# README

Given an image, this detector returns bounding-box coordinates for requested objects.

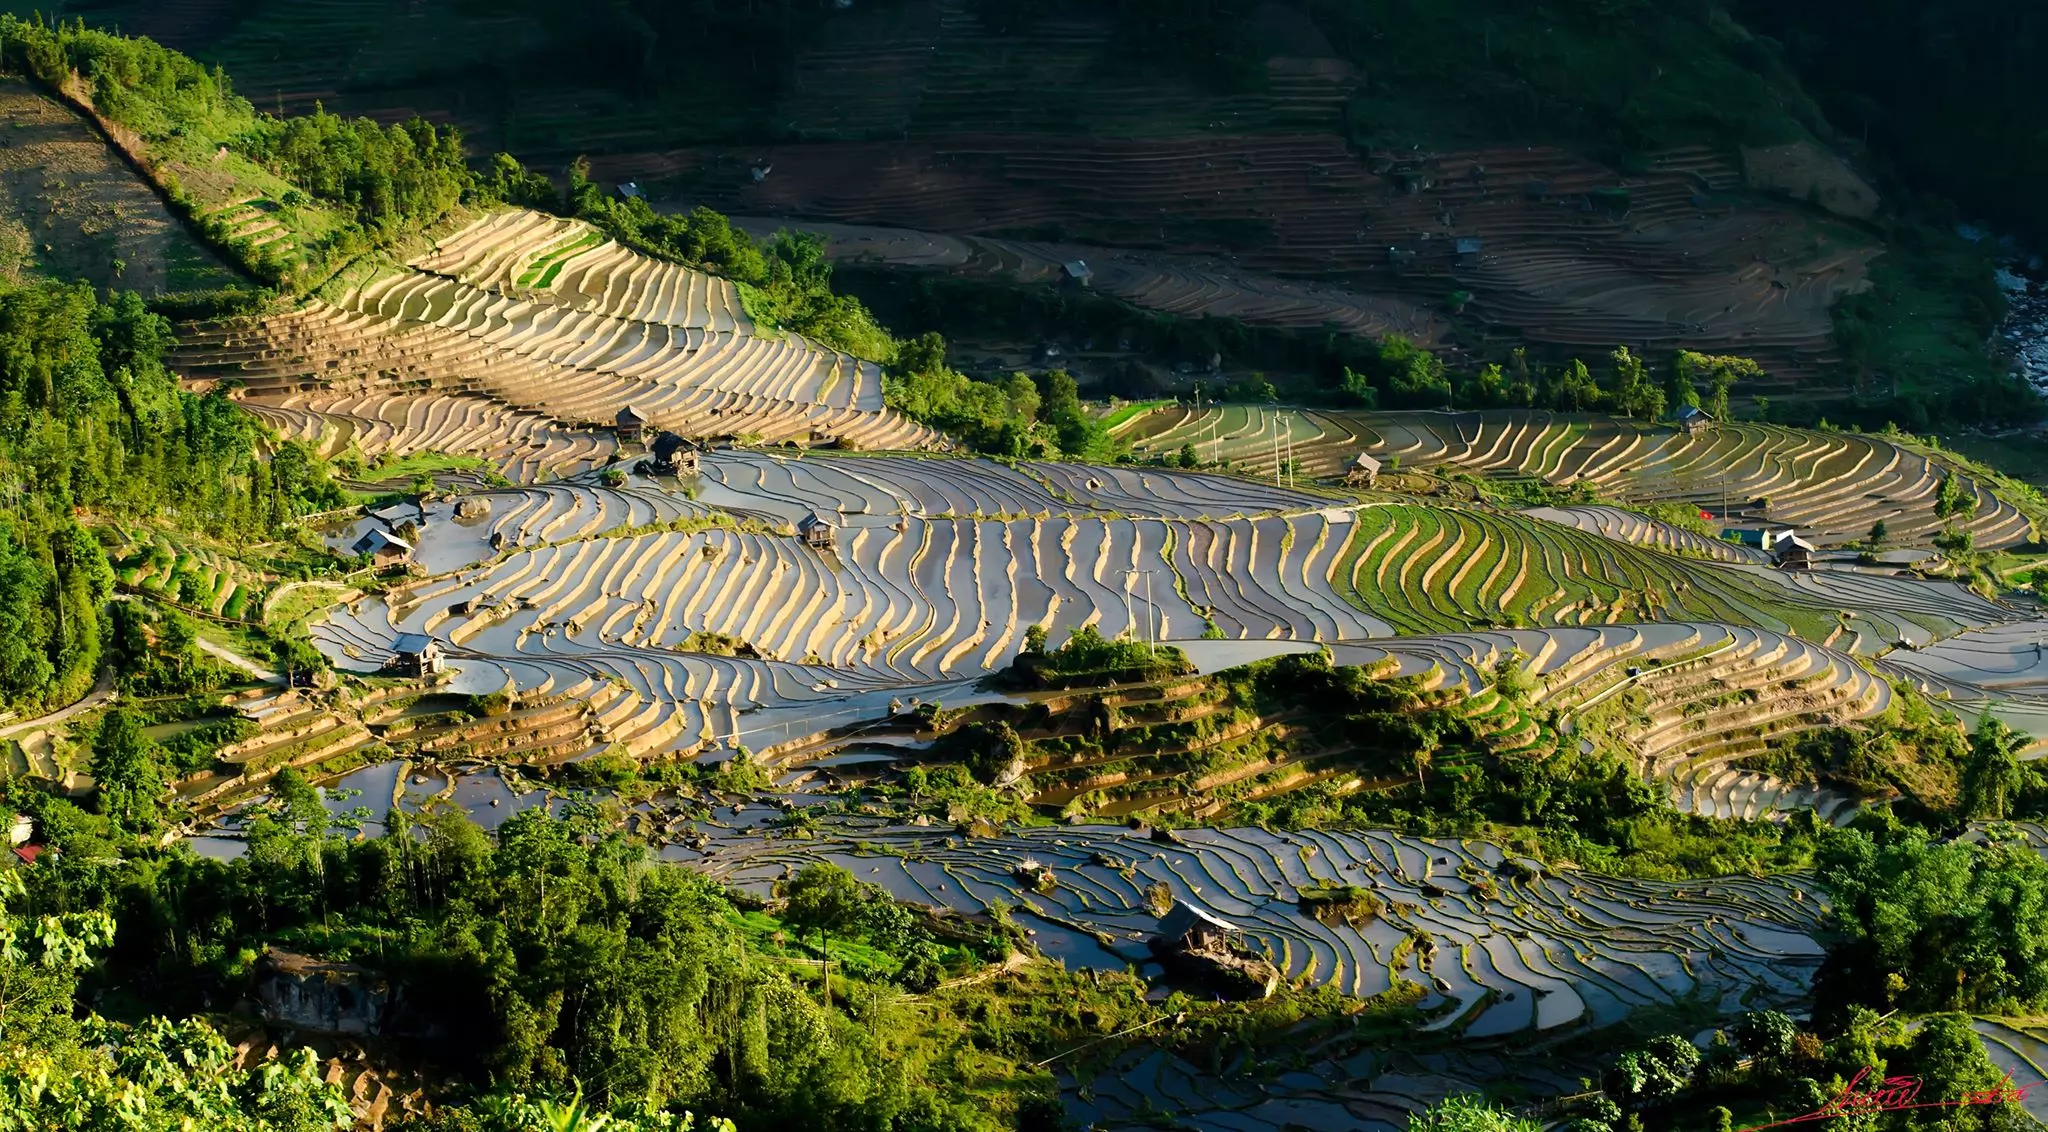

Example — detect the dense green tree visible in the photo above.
[88,708,164,830]
[1607,346,1665,422]
[1817,825,2048,1016]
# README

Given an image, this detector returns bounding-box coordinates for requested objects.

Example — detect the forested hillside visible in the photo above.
[1737,0,2048,242]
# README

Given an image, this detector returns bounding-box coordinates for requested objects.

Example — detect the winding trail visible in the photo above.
[0,668,115,740]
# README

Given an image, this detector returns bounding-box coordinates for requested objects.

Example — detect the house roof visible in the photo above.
[617,181,642,199]
[616,405,648,424]
[1676,404,1711,422]
[798,511,835,530]
[13,844,43,865]
[1158,900,1238,938]
[1778,535,1818,552]
[1353,452,1382,471]
[1454,237,1483,254]
[392,632,435,655]
[353,527,412,555]
[370,502,422,524]
[1062,259,1092,278]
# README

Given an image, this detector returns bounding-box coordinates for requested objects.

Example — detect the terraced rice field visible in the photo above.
[1328,623,1883,822]
[293,452,2022,823]
[242,388,618,483]
[173,209,940,454]
[691,820,1827,1035]
[108,528,269,619]
[1969,1019,2048,1125]
[1881,624,2048,751]
[1521,505,1771,564]
[1119,407,2034,548]
[1330,504,2003,650]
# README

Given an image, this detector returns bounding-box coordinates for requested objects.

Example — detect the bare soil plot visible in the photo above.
[0,81,243,294]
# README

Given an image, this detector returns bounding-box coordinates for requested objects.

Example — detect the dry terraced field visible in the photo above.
[174,209,939,467]
[1120,406,2033,548]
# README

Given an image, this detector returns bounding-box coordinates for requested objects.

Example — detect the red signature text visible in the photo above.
[1737,1066,2036,1132]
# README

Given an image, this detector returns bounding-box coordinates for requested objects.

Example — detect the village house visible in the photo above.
[1676,404,1714,435]
[386,633,443,678]
[1723,526,1814,556]
[351,527,413,570]
[1154,901,1240,954]
[1774,534,1818,570]
[798,511,838,550]
[649,431,699,475]
[614,405,648,445]
[1348,452,1382,488]
[369,500,426,538]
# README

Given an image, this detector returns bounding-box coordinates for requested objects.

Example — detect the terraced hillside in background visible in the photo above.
[670,137,1872,389]
[49,0,1905,395]
[732,215,1454,347]
[1119,406,2036,548]
[173,209,939,472]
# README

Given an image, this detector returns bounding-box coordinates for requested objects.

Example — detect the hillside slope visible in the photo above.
[23,0,1933,404]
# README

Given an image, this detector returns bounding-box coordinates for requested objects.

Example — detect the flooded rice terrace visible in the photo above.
[197,762,1828,1130]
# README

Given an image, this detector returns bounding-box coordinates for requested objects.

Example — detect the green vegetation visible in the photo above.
[1818,822,2048,1015]
[0,15,474,291]
[1330,504,1855,638]
[1574,1008,2029,1132]
[997,623,1191,690]
[884,333,1111,458]
[0,279,340,712]
[1830,226,2025,430]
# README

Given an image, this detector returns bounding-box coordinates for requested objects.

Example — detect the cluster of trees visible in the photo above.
[0,279,341,711]
[1000,623,1192,690]
[246,110,471,241]
[884,333,1110,458]
[1338,341,1754,424]
[1816,820,2048,1017]
[1771,695,2038,829]
[4,784,1046,1130]
[1570,1008,2030,1132]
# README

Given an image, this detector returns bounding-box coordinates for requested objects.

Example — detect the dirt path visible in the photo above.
[197,637,283,685]
[0,668,116,740]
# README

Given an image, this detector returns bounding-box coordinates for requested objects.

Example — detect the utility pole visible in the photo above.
[1261,413,1277,487]
[1146,570,1156,653]
[1123,568,1157,653]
